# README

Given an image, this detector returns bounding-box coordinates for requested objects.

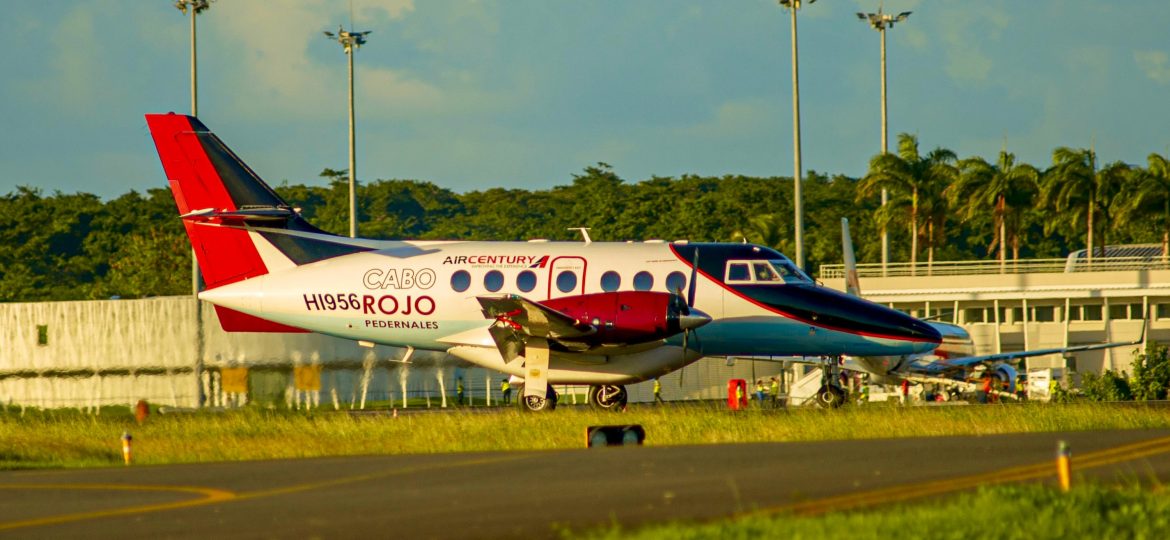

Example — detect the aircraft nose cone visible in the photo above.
[905,313,943,343]
[678,308,712,331]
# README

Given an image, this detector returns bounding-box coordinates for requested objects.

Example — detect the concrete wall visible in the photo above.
[1,297,761,409]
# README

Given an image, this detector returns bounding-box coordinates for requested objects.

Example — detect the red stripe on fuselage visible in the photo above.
[214,306,309,333]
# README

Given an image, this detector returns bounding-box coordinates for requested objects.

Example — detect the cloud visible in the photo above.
[684,98,776,139]
[936,5,1009,84]
[13,5,107,112]
[1135,50,1170,85]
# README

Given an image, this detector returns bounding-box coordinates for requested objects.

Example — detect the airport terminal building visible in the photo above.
[819,247,1166,375]
[2,248,1164,409]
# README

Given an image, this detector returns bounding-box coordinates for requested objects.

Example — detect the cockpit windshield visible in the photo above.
[768,259,812,284]
[725,258,812,285]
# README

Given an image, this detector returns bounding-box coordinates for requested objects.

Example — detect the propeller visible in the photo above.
[678,248,702,387]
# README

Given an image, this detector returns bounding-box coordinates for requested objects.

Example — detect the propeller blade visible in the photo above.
[687,248,699,307]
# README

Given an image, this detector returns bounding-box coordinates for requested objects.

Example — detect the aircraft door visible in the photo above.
[547,256,587,300]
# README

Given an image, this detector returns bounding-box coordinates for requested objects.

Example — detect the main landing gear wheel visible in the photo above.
[587,385,628,411]
[816,385,846,408]
[520,386,559,412]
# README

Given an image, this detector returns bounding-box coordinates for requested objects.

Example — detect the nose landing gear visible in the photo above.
[816,356,847,408]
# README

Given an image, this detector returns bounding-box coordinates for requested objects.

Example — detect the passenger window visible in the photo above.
[485,270,504,292]
[451,270,471,292]
[727,263,750,282]
[556,271,578,293]
[600,271,621,292]
[665,271,686,293]
[516,270,537,293]
[633,271,653,291]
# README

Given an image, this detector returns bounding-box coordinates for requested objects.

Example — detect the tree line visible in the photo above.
[2,137,1167,302]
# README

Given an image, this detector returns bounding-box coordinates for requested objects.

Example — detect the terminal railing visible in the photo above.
[819,257,1170,279]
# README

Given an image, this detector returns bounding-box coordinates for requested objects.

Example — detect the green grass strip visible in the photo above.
[572,483,1170,540]
[2,402,1170,469]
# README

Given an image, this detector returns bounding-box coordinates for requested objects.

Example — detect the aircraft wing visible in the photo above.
[476,294,597,362]
[920,337,1144,374]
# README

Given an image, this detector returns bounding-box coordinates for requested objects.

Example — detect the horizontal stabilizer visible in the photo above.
[181,206,296,224]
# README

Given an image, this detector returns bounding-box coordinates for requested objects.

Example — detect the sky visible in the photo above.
[2,0,1169,200]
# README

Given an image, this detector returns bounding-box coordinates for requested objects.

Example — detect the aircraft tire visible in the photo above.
[816,385,846,408]
[520,386,559,412]
[588,385,627,411]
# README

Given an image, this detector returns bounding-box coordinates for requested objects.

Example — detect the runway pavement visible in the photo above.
[3,429,1170,539]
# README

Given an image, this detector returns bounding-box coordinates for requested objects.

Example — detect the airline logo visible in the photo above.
[442,254,548,268]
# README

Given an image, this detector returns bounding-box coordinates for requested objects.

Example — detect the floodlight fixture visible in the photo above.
[857,5,912,273]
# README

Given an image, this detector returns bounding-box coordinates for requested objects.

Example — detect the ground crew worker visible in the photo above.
[456,378,465,406]
[653,378,665,404]
[755,379,765,404]
[501,379,511,405]
[769,377,780,407]
[734,382,744,409]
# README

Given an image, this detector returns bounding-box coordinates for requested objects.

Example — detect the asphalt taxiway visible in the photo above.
[3,429,1170,538]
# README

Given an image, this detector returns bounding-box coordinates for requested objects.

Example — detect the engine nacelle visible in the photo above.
[541,291,707,346]
[991,363,1018,394]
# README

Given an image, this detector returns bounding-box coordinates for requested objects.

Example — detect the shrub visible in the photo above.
[1080,370,1133,402]
[1130,343,1170,401]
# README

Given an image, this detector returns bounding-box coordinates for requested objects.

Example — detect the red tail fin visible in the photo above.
[147,113,310,333]
[146,113,272,289]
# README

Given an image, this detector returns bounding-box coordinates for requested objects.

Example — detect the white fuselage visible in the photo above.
[201,237,937,385]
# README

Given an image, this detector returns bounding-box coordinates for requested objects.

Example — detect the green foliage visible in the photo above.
[1130,343,1170,401]
[1079,370,1133,402]
[6,138,1170,302]
[576,484,1170,540]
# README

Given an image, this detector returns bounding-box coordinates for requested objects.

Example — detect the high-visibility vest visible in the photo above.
[653,380,661,393]
[457,380,464,392]
[770,381,779,395]
[501,381,510,392]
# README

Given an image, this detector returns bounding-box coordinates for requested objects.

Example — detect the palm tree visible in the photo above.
[947,151,1040,268]
[731,213,791,254]
[858,133,957,273]
[917,158,957,273]
[1095,160,1130,256]
[1117,153,1170,261]
[1041,148,1093,261]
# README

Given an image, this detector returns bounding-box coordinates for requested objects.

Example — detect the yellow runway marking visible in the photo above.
[0,484,236,531]
[0,454,524,532]
[741,434,1170,518]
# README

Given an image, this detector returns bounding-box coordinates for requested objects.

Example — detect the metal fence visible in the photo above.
[820,257,1170,279]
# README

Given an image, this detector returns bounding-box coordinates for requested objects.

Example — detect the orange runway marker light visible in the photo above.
[1056,440,1071,492]
[121,432,133,466]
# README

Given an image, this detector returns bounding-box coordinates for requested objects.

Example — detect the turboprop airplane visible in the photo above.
[145,113,944,411]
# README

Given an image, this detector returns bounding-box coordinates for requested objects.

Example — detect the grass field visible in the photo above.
[573,483,1170,539]
[3,401,1170,469]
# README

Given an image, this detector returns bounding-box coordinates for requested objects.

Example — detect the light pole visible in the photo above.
[324,25,371,239]
[175,0,211,408]
[857,5,910,275]
[779,0,813,271]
